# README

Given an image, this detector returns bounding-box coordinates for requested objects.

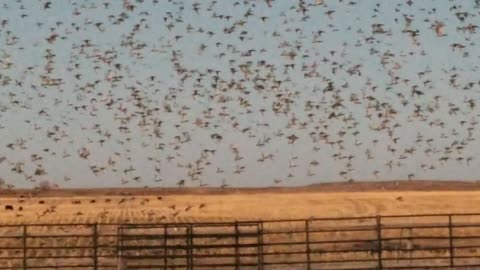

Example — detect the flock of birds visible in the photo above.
[0,0,480,189]
[2,193,207,221]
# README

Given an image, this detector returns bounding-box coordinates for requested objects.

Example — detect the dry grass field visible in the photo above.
[1,181,480,224]
[1,181,480,269]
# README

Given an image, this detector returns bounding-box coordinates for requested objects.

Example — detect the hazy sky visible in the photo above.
[0,0,480,188]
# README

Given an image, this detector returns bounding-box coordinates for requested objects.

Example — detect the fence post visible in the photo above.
[117,226,126,270]
[257,221,264,270]
[305,220,311,270]
[23,225,27,270]
[187,224,194,270]
[93,223,98,270]
[234,221,240,270]
[448,215,454,267]
[376,215,383,270]
[164,225,168,270]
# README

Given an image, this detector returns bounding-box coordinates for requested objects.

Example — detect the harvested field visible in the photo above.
[0,181,480,269]
[1,181,480,224]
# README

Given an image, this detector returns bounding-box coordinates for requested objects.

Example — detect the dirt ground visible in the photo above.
[1,181,480,225]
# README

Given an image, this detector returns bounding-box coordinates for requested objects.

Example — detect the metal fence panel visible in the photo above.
[0,213,480,269]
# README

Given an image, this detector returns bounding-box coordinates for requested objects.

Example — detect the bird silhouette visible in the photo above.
[0,0,478,190]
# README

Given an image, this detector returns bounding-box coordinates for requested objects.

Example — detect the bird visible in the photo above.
[432,21,446,37]
[0,0,477,192]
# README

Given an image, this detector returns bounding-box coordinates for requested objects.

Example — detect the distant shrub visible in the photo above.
[36,180,54,191]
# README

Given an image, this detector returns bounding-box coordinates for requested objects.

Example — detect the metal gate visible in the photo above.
[118,222,262,269]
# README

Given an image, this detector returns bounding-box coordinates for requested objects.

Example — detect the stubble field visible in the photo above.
[1,181,480,224]
[1,181,480,269]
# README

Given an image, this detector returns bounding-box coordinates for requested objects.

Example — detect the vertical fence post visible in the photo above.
[376,215,383,270]
[164,225,168,270]
[93,223,98,270]
[117,226,126,270]
[187,224,194,270]
[305,220,311,270]
[257,221,264,270]
[23,225,27,270]
[448,215,454,267]
[235,221,240,270]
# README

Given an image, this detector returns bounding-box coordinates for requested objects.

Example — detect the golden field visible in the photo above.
[1,181,480,269]
[1,181,480,224]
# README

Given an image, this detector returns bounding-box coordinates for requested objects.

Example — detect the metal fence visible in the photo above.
[2,213,480,269]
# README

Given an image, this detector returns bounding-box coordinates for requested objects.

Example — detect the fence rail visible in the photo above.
[2,213,480,269]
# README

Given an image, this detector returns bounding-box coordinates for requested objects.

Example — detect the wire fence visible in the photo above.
[2,213,480,269]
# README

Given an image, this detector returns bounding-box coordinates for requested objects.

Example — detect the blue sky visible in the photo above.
[0,0,479,188]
